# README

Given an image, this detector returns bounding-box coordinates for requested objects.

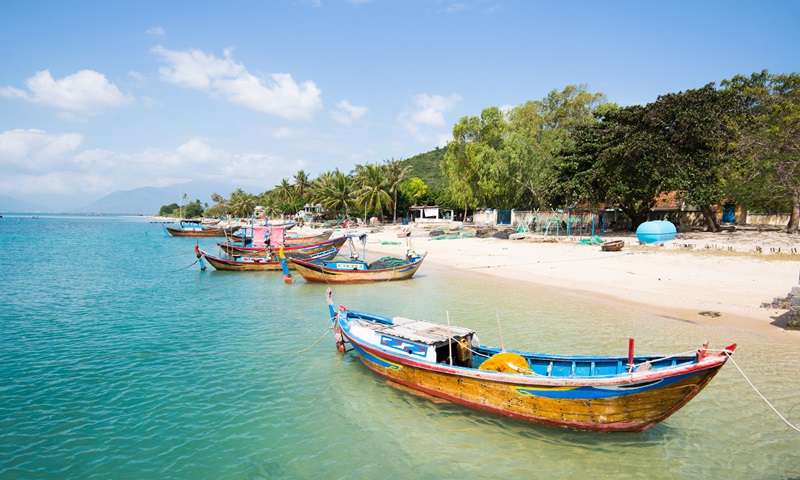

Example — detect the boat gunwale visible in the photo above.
[338,312,731,388]
[217,236,347,253]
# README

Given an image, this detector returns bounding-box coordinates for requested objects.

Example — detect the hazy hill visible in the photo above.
[77,181,231,215]
[0,194,48,213]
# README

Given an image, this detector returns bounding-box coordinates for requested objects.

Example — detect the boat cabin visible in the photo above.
[347,313,477,366]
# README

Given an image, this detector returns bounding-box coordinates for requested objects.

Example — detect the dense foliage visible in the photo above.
[166,71,800,232]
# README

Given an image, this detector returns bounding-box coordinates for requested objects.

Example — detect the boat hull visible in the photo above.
[343,333,724,432]
[291,256,424,283]
[166,226,239,237]
[200,243,342,272]
[231,231,331,244]
[218,236,347,257]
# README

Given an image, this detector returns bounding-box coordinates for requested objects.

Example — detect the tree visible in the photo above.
[354,163,392,221]
[312,170,355,218]
[227,188,255,218]
[730,72,800,233]
[400,177,429,206]
[383,159,412,223]
[293,170,311,202]
[158,203,179,216]
[183,200,204,218]
[559,104,677,228]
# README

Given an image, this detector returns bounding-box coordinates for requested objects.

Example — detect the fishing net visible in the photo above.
[368,257,408,269]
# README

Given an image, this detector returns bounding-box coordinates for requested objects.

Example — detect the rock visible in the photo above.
[475,228,496,238]
[492,230,511,239]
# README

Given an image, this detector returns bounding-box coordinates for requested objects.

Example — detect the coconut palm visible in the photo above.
[312,170,354,218]
[293,170,311,201]
[227,188,255,218]
[355,163,392,222]
[383,159,412,223]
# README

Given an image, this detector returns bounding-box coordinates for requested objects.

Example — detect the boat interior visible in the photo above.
[343,310,700,378]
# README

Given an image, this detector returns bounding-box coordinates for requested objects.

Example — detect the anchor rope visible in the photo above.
[723,351,800,434]
[296,326,334,354]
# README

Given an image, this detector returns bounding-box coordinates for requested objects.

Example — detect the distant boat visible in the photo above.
[165,221,239,237]
[218,236,347,258]
[326,291,736,432]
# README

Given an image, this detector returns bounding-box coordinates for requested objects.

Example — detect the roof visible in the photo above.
[652,191,682,211]
[359,316,475,345]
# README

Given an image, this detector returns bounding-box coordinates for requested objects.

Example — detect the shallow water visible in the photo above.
[0,215,798,479]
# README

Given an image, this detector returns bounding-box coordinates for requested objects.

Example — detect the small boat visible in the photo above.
[218,236,347,258]
[290,235,425,283]
[290,254,426,283]
[166,220,239,237]
[230,229,332,245]
[325,291,736,432]
[601,240,624,252]
[198,246,339,271]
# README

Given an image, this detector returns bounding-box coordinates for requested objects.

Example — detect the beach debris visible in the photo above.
[698,311,722,318]
[429,229,445,237]
[492,230,511,239]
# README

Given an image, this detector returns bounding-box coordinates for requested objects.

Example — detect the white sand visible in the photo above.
[361,225,800,336]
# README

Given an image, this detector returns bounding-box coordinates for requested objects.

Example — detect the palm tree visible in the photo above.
[312,170,354,218]
[227,188,255,218]
[355,163,392,222]
[273,178,299,214]
[293,170,310,202]
[383,159,412,223]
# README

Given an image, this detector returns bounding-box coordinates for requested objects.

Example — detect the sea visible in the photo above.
[1,215,798,479]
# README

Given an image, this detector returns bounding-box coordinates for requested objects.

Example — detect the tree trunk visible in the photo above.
[464,205,468,223]
[393,190,398,224]
[623,208,649,232]
[701,205,720,233]
[788,189,800,234]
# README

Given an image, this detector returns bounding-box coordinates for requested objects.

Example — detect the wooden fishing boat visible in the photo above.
[230,229,332,245]
[601,240,624,252]
[325,291,736,432]
[290,253,425,283]
[198,245,340,271]
[166,221,239,237]
[218,236,347,258]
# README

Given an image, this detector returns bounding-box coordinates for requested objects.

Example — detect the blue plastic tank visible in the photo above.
[636,220,677,244]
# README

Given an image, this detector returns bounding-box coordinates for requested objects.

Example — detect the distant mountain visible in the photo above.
[77,180,234,215]
[0,194,48,213]
[399,147,446,189]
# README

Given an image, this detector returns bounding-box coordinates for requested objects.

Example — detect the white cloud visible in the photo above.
[146,26,166,36]
[272,126,293,139]
[400,93,461,143]
[0,129,83,172]
[152,45,322,120]
[0,129,299,197]
[0,69,130,114]
[331,99,367,125]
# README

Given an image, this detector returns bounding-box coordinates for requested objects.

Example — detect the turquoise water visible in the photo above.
[1,215,798,479]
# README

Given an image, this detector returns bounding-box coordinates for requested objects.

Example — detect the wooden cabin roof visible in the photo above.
[366,316,475,345]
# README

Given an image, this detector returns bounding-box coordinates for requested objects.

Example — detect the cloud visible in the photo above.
[400,93,461,143]
[146,26,165,36]
[331,100,367,125]
[0,69,131,114]
[272,126,293,139]
[152,45,322,120]
[0,129,300,197]
[0,129,83,172]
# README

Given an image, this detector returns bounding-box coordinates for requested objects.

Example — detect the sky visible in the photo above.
[1,0,798,209]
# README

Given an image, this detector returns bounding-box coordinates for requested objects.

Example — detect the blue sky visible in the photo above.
[1,0,798,208]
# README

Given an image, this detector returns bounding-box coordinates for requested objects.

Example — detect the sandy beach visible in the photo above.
[358,225,800,337]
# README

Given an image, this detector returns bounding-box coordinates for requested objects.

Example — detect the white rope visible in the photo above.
[724,351,800,434]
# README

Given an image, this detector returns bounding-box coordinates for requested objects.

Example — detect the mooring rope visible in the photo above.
[724,351,800,434]
[296,327,333,354]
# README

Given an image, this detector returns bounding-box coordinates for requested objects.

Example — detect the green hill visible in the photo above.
[399,147,446,189]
